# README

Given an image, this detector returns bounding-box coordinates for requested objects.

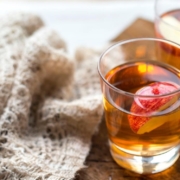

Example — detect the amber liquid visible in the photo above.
[155,9,180,69]
[104,60,180,156]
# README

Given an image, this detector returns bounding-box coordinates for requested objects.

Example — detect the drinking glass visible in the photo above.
[155,0,180,69]
[98,38,180,174]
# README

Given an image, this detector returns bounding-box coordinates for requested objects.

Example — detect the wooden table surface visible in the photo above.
[75,18,180,180]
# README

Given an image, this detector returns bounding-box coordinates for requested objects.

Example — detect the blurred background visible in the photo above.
[0,0,154,52]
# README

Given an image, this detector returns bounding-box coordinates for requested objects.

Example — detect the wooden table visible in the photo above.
[75,18,180,180]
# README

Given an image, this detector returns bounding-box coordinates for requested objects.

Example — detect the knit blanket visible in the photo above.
[0,12,105,180]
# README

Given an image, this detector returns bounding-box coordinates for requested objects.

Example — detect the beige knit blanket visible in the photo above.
[0,12,106,180]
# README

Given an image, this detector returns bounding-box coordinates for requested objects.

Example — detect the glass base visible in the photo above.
[109,141,180,174]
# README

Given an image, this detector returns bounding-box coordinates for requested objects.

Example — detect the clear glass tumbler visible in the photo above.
[98,38,180,174]
[155,0,180,69]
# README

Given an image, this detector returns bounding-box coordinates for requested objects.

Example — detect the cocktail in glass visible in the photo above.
[98,38,180,174]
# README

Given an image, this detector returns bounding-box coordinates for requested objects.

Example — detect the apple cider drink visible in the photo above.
[156,9,180,41]
[155,6,180,69]
[104,60,180,157]
[99,38,180,174]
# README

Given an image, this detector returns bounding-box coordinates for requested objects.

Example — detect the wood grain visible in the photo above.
[111,18,155,42]
[74,18,180,180]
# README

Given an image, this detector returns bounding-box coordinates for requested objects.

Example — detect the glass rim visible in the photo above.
[154,0,180,32]
[97,37,180,98]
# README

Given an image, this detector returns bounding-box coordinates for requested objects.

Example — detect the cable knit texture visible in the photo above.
[0,12,104,180]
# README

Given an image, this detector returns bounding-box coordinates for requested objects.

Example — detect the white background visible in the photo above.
[0,0,155,53]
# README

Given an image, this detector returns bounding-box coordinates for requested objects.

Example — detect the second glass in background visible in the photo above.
[155,0,180,69]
